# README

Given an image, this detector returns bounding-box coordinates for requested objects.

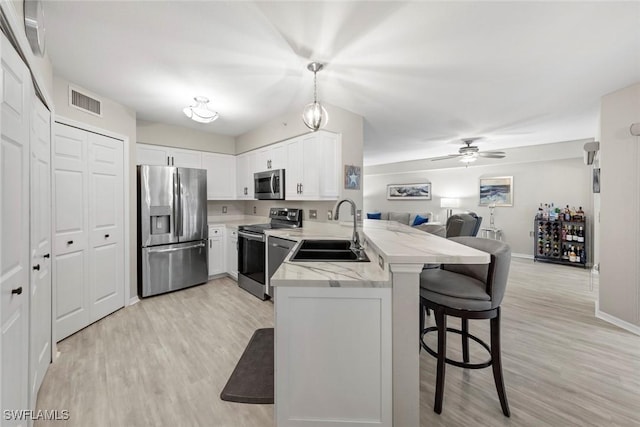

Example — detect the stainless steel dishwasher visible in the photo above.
[266,236,296,296]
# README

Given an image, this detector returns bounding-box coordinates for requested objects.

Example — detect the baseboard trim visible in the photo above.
[595,301,640,336]
[128,296,140,306]
[512,253,534,260]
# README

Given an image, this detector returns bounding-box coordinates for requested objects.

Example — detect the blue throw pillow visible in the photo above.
[367,212,382,220]
[412,214,429,226]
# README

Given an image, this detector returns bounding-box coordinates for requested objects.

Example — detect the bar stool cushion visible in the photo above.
[420,268,492,310]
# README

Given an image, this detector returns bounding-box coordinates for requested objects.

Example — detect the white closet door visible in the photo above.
[0,33,32,426]
[88,133,124,321]
[29,96,52,407]
[53,124,89,340]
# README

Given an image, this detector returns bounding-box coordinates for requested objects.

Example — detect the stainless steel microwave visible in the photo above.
[254,169,285,200]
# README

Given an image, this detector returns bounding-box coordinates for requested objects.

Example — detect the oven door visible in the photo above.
[254,169,284,200]
[237,230,267,300]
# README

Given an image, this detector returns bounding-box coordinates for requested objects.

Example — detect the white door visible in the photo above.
[136,143,170,166]
[236,152,255,199]
[1,33,32,426]
[269,144,287,170]
[29,96,52,408]
[171,147,201,168]
[299,134,321,199]
[88,133,124,321]
[285,138,303,200]
[208,227,224,276]
[318,132,340,199]
[225,230,238,279]
[53,124,90,340]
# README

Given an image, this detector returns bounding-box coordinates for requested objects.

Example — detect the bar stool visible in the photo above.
[419,236,511,416]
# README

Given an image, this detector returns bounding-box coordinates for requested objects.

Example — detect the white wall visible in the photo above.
[364,155,592,257]
[137,120,235,154]
[598,82,640,328]
[52,75,138,299]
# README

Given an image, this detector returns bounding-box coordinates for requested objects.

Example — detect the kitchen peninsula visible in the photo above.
[269,219,489,427]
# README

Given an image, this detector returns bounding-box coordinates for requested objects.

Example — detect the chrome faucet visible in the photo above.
[333,198,363,251]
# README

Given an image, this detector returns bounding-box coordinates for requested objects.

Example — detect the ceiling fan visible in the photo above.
[430,137,506,163]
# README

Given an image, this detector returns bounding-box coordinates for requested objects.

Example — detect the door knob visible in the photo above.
[33,264,40,271]
[11,287,22,295]
[43,253,50,258]
[67,240,73,245]
[105,234,110,238]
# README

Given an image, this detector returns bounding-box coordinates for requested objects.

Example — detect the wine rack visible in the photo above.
[534,217,587,268]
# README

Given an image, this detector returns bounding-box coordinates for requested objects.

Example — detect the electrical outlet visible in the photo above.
[529,230,534,237]
[309,209,317,219]
[222,206,227,214]
[356,209,362,220]
[327,210,333,220]
[253,206,257,214]
[378,255,384,269]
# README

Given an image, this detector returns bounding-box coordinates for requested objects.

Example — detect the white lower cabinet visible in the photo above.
[208,226,225,276]
[275,286,392,426]
[225,228,238,280]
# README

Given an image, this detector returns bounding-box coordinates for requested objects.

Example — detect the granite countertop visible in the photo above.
[267,222,392,288]
[269,219,489,289]
[207,215,269,229]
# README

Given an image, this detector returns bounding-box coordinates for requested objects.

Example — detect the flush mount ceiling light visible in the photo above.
[183,96,218,123]
[302,62,329,131]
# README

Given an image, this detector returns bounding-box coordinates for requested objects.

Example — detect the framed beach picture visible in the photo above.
[479,176,513,206]
[386,183,432,200]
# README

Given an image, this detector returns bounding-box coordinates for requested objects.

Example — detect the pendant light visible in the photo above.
[183,96,219,123]
[302,62,329,131]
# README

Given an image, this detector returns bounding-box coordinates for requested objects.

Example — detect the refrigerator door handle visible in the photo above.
[173,172,179,237]
[147,242,206,254]
[177,172,183,237]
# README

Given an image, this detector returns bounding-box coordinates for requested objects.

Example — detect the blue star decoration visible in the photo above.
[348,173,359,186]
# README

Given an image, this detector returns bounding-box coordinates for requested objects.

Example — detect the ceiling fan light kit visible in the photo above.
[302,62,329,131]
[431,137,506,163]
[183,96,219,123]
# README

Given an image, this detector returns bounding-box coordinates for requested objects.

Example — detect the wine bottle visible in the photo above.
[561,225,567,241]
[577,226,584,243]
[569,246,576,262]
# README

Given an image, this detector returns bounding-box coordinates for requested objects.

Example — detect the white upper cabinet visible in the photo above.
[255,143,287,172]
[136,143,201,168]
[202,152,236,200]
[285,131,341,201]
[236,151,256,200]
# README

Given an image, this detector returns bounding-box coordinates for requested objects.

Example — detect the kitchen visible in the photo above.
[3,0,634,425]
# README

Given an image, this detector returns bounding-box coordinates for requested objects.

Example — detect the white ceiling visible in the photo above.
[44,1,640,166]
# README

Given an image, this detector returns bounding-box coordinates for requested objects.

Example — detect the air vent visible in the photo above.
[69,86,102,117]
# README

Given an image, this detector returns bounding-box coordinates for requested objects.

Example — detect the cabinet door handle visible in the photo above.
[43,253,50,259]
[105,234,110,238]
[300,183,303,194]
[33,264,40,271]
[11,286,22,295]
[210,240,212,248]
[167,156,170,165]
[67,240,73,245]
[172,157,175,166]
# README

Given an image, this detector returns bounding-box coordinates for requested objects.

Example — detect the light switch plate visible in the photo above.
[222,206,227,214]
[356,210,362,220]
[327,210,333,220]
[309,209,318,219]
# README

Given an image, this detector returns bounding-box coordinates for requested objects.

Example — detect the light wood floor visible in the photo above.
[36,259,640,427]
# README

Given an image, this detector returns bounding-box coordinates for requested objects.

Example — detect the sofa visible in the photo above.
[366,211,482,238]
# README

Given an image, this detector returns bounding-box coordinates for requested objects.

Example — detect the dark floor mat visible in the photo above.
[220,328,274,404]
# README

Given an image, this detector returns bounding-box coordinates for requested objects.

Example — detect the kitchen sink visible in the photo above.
[290,240,370,263]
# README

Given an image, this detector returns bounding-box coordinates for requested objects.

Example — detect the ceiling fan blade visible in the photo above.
[431,154,462,161]
[478,152,506,159]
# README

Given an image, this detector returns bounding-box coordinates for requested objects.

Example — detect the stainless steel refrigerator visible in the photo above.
[137,165,208,297]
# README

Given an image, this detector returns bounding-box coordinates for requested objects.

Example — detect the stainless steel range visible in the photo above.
[237,208,303,300]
